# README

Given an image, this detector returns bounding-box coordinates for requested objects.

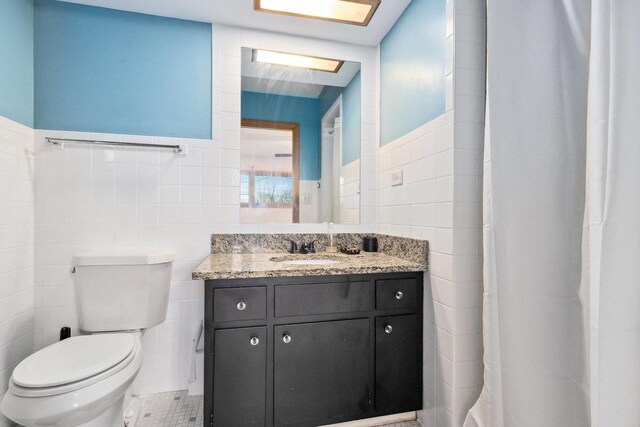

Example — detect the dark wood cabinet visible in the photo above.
[205,272,423,427]
[274,319,370,427]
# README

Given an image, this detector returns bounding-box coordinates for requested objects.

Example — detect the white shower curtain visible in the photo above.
[587,0,640,424]
[465,0,640,426]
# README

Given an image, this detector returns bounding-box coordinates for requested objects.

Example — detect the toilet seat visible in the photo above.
[9,334,138,398]
[1,333,143,427]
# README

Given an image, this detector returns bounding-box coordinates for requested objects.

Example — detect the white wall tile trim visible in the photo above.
[0,115,35,427]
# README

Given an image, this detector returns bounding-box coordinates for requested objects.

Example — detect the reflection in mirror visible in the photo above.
[240,47,361,224]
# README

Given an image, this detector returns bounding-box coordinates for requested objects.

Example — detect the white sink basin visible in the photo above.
[281,259,343,266]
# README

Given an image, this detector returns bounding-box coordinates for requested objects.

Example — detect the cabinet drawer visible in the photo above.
[213,287,266,322]
[275,281,369,317]
[376,278,418,310]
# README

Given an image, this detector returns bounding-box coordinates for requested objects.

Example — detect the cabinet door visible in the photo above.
[274,319,370,427]
[213,327,266,426]
[375,315,421,413]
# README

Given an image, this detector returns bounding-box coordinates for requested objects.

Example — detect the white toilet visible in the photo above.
[1,249,175,427]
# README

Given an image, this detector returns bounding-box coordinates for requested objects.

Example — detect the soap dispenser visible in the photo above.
[325,222,338,253]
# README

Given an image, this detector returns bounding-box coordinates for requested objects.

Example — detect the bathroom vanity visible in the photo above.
[194,236,428,427]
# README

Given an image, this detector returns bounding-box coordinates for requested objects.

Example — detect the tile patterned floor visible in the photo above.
[135,390,203,426]
[134,390,420,427]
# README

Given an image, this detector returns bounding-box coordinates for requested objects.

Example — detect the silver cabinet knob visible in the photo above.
[395,291,404,300]
[236,301,246,311]
[283,334,292,344]
[384,325,393,334]
[250,336,259,346]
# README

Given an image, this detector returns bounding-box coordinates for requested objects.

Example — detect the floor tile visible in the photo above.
[12,392,419,427]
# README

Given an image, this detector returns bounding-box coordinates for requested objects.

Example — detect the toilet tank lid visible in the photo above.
[73,248,176,266]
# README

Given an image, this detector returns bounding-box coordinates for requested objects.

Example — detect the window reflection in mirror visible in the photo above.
[240,47,361,224]
[240,120,300,223]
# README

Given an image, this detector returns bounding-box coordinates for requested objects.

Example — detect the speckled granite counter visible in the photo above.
[210,233,429,265]
[192,251,425,280]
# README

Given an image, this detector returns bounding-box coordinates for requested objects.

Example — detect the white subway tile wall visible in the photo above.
[377,118,483,427]
[340,159,361,225]
[0,116,35,427]
[299,180,320,223]
[376,112,455,427]
[34,131,213,394]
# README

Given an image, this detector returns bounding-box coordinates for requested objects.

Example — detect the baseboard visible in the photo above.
[320,411,417,427]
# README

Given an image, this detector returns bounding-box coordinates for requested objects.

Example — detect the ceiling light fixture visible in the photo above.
[252,49,344,73]
[254,0,381,26]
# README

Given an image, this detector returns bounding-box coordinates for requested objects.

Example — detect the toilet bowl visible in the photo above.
[0,249,174,427]
[2,333,143,427]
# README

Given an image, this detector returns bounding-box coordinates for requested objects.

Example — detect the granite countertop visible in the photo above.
[192,252,426,280]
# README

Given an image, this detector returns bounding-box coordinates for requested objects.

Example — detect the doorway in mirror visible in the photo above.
[240,119,300,224]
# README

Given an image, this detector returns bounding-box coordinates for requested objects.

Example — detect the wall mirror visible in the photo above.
[240,47,361,224]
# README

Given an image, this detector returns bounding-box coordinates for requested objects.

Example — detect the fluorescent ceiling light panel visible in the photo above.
[253,50,344,73]
[254,0,381,26]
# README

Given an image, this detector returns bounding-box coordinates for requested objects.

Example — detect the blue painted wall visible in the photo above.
[319,86,343,119]
[341,71,361,165]
[34,0,212,139]
[242,91,320,180]
[380,0,446,145]
[0,0,34,127]
[318,72,361,166]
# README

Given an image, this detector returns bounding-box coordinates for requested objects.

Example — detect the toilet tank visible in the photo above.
[72,249,175,332]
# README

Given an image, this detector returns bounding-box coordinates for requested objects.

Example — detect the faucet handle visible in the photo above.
[299,240,317,254]
[308,240,317,253]
[287,239,298,254]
